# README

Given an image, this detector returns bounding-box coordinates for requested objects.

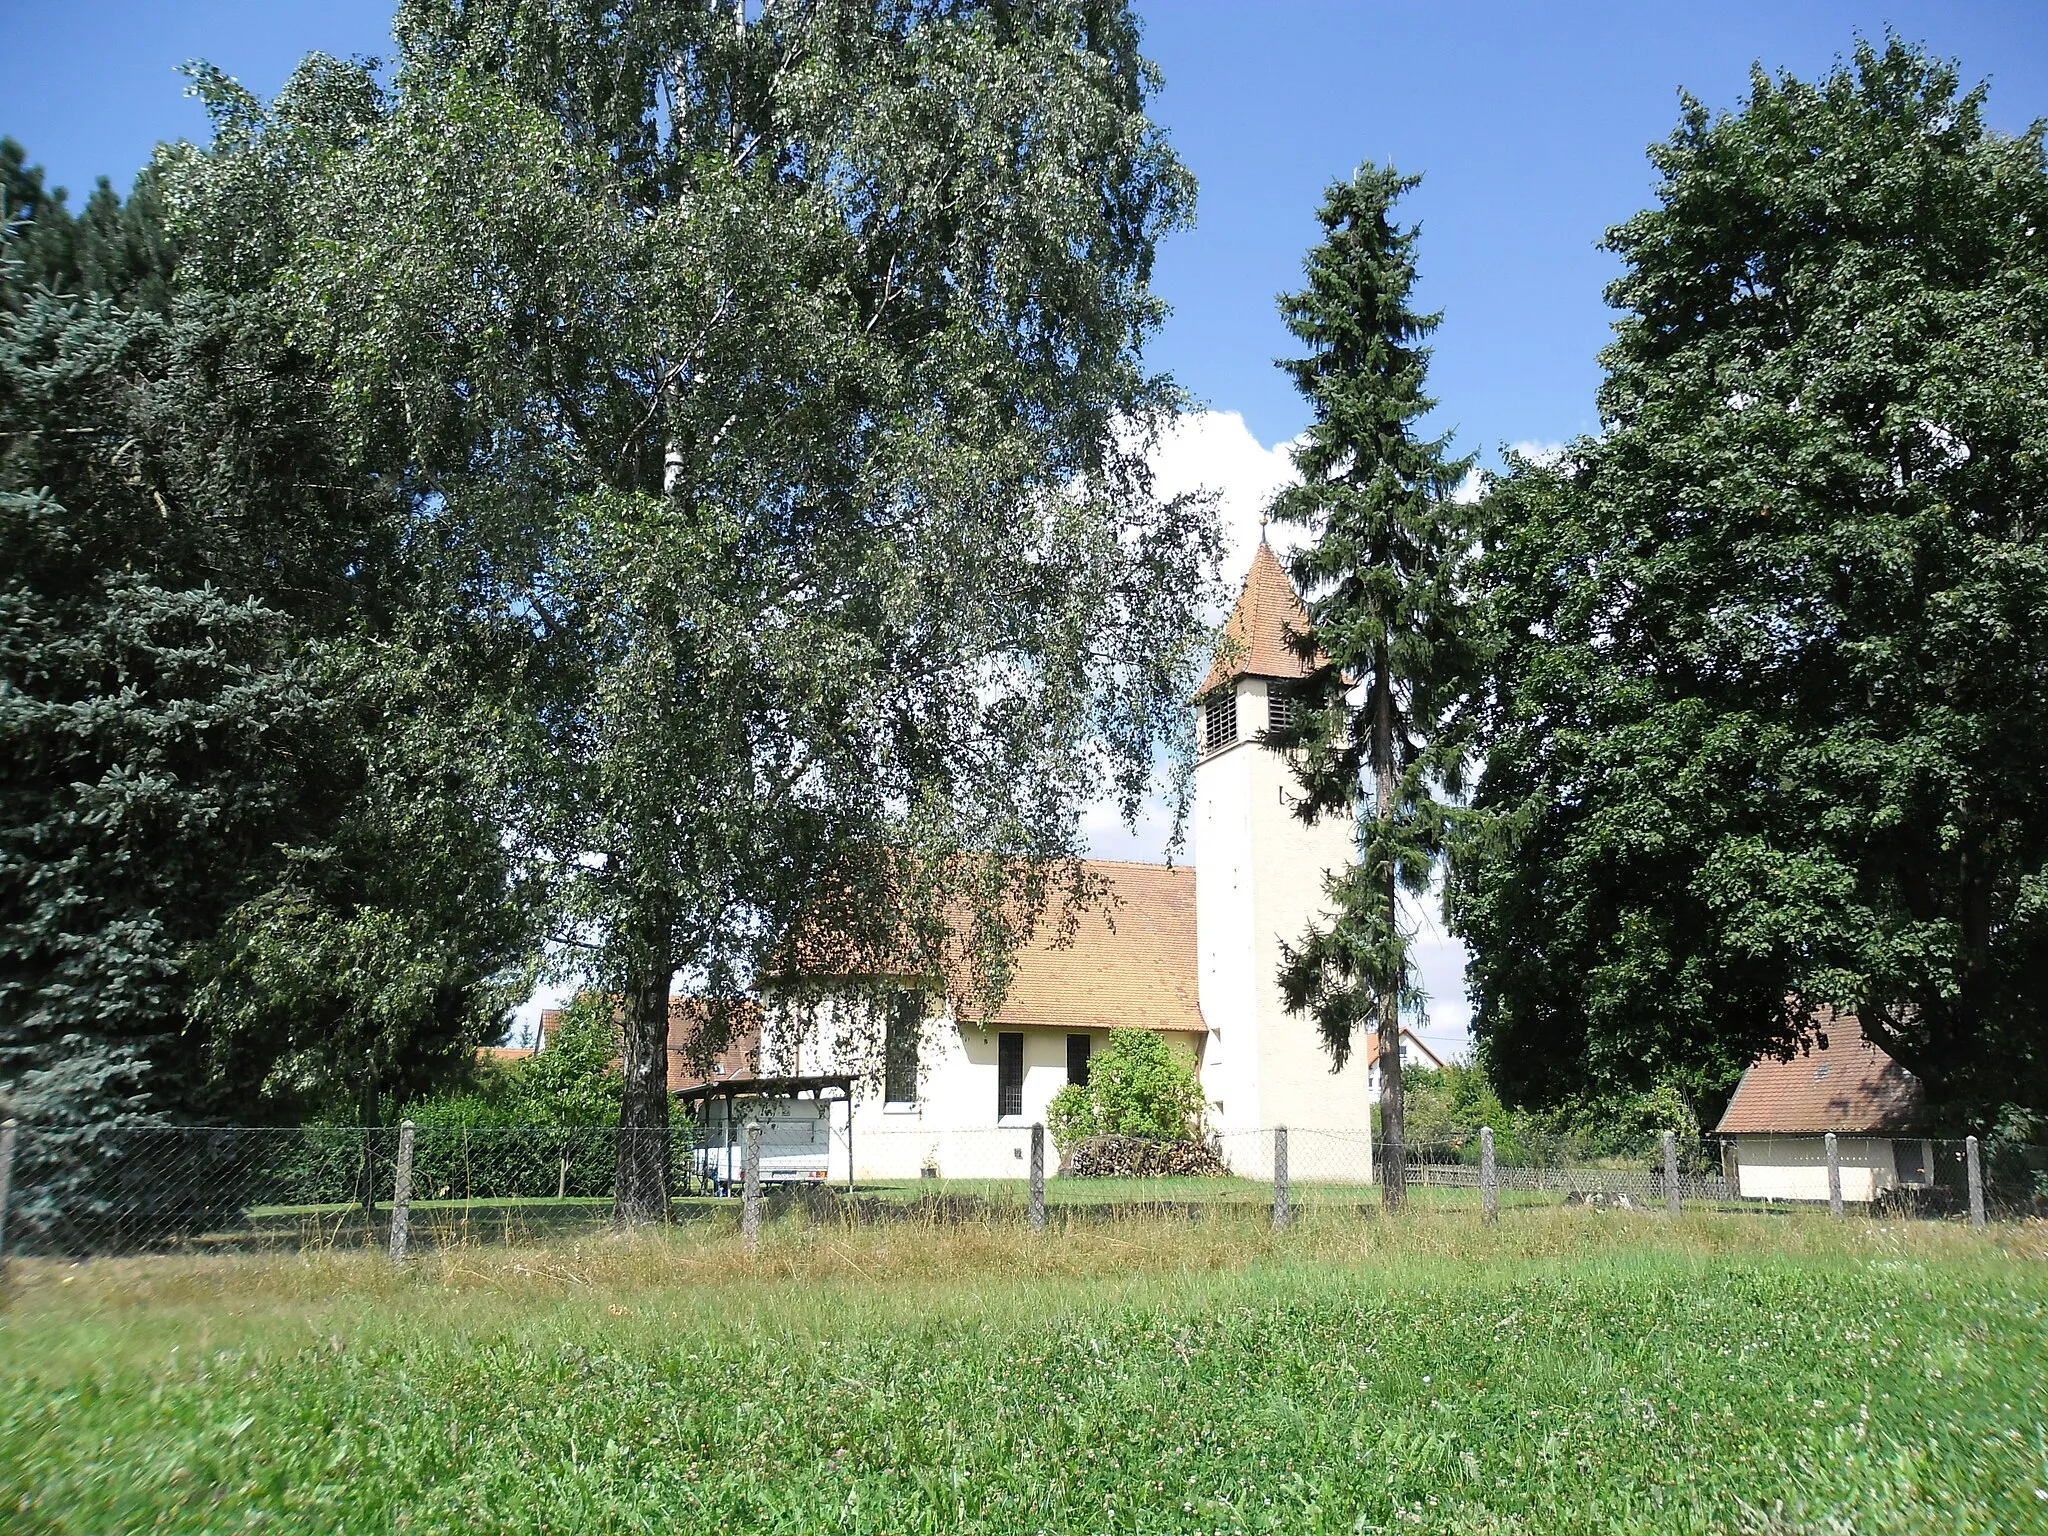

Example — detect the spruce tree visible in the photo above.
[1265,167,1475,1210]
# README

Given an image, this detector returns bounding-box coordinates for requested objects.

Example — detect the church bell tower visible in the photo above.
[1194,539,1375,1169]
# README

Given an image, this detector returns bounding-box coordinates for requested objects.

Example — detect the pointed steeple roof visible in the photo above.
[1199,538,1319,696]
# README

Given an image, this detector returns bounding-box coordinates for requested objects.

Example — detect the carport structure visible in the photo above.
[676,1075,856,1192]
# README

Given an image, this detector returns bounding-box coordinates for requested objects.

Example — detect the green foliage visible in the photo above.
[1044,1082,1098,1152]
[1048,1028,1203,1149]
[1457,39,2048,1124]
[1,143,534,1139]
[1261,164,1477,1198]
[507,997,622,1130]
[1401,1065,1702,1166]
[6,1236,2047,1531]
[180,5,1220,1213]
[398,995,623,1131]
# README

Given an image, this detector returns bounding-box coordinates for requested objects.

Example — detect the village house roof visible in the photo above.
[1713,1010,1923,1136]
[539,859,1206,1059]
[969,858,1205,1034]
[1364,1027,1445,1071]
[1198,539,1320,696]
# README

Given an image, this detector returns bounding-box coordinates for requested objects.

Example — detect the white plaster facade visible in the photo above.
[1195,672,1375,1182]
[1727,1134,1935,1204]
[763,995,1212,1182]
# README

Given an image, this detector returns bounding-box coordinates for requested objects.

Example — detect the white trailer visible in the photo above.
[678,1076,854,1193]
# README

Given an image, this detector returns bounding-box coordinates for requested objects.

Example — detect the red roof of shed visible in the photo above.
[1714,1011,1923,1136]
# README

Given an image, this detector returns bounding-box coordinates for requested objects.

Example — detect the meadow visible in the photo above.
[3,1208,2044,1535]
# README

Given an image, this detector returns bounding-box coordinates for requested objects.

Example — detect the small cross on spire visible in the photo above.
[1259,511,1270,544]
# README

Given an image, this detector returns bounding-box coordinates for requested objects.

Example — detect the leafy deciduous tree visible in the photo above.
[201,2,1220,1219]
[1456,39,2048,1127]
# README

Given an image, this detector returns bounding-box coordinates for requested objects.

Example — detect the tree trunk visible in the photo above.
[614,921,675,1224]
[1374,659,1407,1213]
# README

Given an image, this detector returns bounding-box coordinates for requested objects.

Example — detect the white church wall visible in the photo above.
[1196,682,1261,1141]
[1196,674,1376,1183]
[767,994,1124,1181]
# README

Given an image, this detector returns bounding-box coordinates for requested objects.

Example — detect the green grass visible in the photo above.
[3,1209,2044,1534]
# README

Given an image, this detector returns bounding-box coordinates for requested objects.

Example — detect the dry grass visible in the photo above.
[6,1202,2036,1333]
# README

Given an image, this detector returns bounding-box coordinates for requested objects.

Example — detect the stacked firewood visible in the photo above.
[1065,1135,1231,1179]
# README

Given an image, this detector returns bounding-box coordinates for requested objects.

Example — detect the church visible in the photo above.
[547,545,1380,1182]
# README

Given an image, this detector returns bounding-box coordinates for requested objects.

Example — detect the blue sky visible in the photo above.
[15,3,2047,456]
[12,2,2048,1049]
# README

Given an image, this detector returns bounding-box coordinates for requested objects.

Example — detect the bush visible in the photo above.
[1049,1029,1203,1156]
[1046,1083,1098,1153]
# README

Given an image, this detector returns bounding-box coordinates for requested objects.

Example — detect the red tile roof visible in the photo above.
[1713,1011,1923,1135]
[542,859,1206,1050]
[971,859,1205,1034]
[1199,540,1320,695]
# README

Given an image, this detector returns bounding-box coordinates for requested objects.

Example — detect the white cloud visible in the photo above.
[1506,439,1567,468]
[1147,409,1305,610]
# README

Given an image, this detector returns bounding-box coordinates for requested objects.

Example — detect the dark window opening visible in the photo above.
[1267,685,1301,734]
[1066,1033,1092,1087]
[997,1031,1025,1119]
[884,992,920,1104]
[1204,689,1237,752]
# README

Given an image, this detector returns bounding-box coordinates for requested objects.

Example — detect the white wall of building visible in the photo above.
[1728,1134,1931,1203]
[766,997,1206,1182]
[1196,674,1375,1183]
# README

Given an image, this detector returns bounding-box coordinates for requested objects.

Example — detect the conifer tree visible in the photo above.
[1265,167,1475,1210]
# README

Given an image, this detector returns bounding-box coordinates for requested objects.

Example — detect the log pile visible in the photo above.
[1065,1135,1231,1179]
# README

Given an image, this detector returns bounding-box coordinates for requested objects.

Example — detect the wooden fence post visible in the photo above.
[1663,1130,1681,1217]
[742,1120,762,1253]
[1272,1127,1290,1231]
[388,1120,416,1264]
[1824,1131,1842,1218]
[1966,1135,1985,1230]
[1480,1126,1498,1226]
[1029,1123,1046,1232]
[0,1120,16,1291]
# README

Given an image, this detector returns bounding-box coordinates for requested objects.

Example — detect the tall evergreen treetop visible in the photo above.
[1265,166,1476,1209]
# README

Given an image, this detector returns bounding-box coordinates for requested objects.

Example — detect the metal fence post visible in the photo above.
[1824,1131,1842,1218]
[1480,1126,1498,1226]
[1029,1123,1046,1232]
[742,1119,762,1253]
[0,1120,16,1291]
[1272,1126,1291,1230]
[387,1119,416,1264]
[1966,1135,1985,1230]
[1663,1130,1681,1217]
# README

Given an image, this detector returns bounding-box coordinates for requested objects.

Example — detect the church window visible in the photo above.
[1204,689,1237,752]
[884,992,921,1104]
[1066,1033,1092,1087]
[1267,685,1301,733]
[997,1032,1025,1118]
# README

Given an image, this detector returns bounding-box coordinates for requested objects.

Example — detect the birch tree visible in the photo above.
[176,0,1218,1217]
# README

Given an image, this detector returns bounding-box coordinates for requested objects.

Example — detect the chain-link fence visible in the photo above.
[0,1124,712,1257]
[0,1120,2037,1264]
